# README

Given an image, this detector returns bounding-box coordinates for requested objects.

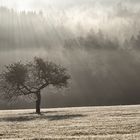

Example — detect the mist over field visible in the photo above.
[0,0,140,109]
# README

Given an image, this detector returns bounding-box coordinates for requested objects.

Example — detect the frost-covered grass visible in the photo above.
[0,105,140,139]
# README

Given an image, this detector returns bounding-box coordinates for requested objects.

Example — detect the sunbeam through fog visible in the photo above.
[0,0,140,109]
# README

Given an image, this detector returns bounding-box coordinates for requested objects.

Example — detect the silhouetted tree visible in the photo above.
[0,57,70,114]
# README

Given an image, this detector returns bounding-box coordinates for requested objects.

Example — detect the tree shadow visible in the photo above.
[0,113,86,122]
[0,116,35,122]
[23,110,64,115]
[45,114,85,121]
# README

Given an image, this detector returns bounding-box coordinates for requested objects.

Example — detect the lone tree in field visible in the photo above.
[0,57,70,114]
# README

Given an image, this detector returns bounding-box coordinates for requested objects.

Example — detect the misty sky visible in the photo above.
[1,0,140,10]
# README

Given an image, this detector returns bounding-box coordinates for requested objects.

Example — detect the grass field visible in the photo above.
[0,105,140,140]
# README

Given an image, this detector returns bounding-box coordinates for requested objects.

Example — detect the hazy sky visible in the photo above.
[0,0,140,11]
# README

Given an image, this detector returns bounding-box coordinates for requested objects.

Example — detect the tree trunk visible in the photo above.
[36,91,41,114]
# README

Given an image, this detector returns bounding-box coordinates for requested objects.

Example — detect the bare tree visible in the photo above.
[0,57,70,114]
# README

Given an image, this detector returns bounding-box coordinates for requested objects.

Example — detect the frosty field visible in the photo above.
[0,105,140,140]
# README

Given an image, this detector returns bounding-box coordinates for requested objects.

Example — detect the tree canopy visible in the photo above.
[0,57,70,114]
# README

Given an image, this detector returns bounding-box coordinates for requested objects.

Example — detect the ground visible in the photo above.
[0,105,140,140]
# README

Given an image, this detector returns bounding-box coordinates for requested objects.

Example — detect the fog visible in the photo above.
[0,0,140,109]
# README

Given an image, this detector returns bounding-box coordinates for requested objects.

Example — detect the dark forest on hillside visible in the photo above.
[0,0,140,109]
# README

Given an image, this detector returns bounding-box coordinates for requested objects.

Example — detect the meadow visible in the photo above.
[0,105,139,139]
